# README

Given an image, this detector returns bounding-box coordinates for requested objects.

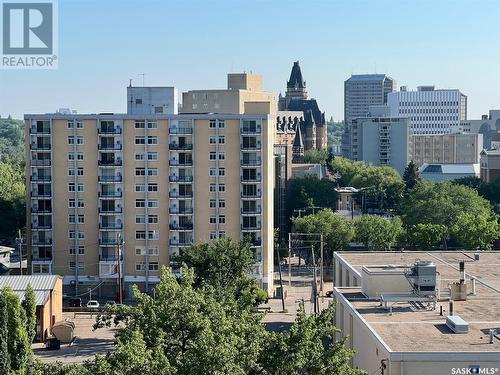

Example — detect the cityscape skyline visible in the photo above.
[2,0,500,120]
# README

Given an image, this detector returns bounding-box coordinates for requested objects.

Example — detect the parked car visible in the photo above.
[86,300,100,308]
[105,300,116,307]
[68,298,82,307]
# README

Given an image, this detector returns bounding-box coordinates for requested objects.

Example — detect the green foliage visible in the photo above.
[287,177,338,213]
[0,118,24,165]
[454,176,500,210]
[22,284,37,343]
[303,149,329,165]
[403,161,420,192]
[0,292,10,375]
[400,181,500,249]
[326,119,344,151]
[451,213,500,250]
[407,223,447,250]
[355,215,403,250]
[292,209,355,261]
[2,287,31,372]
[0,161,25,241]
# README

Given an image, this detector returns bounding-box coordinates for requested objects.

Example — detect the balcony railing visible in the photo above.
[32,238,53,245]
[30,144,51,150]
[169,175,193,182]
[31,191,52,197]
[98,207,123,213]
[99,255,121,261]
[98,175,122,182]
[30,127,51,134]
[30,175,51,182]
[241,224,262,231]
[241,192,262,198]
[32,257,53,262]
[241,208,262,214]
[99,238,119,246]
[169,128,193,135]
[241,159,262,166]
[31,159,51,166]
[240,144,261,150]
[169,240,193,246]
[32,224,52,229]
[169,208,193,214]
[98,144,122,150]
[169,223,193,230]
[169,192,193,198]
[169,143,193,150]
[241,176,262,182]
[98,191,122,197]
[169,160,193,166]
[99,223,123,229]
[31,207,52,213]
[98,160,122,166]
[98,127,122,134]
[241,126,261,134]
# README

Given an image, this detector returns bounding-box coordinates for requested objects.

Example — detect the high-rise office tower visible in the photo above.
[387,86,467,135]
[342,74,396,158]
[25,73,275,297]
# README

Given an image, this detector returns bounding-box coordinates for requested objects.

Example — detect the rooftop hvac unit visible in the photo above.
[446,315,469,334]
[406,260,437,295]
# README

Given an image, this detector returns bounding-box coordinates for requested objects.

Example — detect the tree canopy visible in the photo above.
[354,215,403,250]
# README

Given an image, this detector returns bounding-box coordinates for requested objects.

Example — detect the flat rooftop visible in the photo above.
[336,251,500,353]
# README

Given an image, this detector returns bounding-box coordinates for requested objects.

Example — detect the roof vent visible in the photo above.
[446,315,469,334]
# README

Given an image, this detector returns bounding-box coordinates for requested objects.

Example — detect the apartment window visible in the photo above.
[209,152,217,160]
[147,169,158,176]
[210,217,217,224]
[68,136,75,145]
[68,183,75,192]
[77,168,84,176]
[69,230,84,239]
[209,136,217,144]
[135,153,145,161]
[135,263,145,271]
[69,262,85,271]
[69,199,75,208]
[69,215,75,223]
[219,136,225,144]
[135,184,145,192]
[135,121,145,129]
[218,121,225,129]
[209,168,216,176]
[147,136,157,145]
[148,247,159,256]
[77,153,84,160]
[210,232,217,240]
[136,199,145,208]
[68,169,75,176]
[136,168,146,176]
[135,136,145,145]
[154,107,163,114]
[209,120,216,129]
[209,184,216,192]
[77,184,84,192]
[77,200,85,208]
[218,168,225,176]
[219,215,226,224]
[148,215,158,224]
[136,231,146,240]
[135,99,142,105]
[219,184,225,192]
[136,215,146,224]
[69,246,85,255]
[148,184,158,192]
[149,262,159,271]
[148,200,158,208]
[135,247,144,255]
[148,121,158,129]
[218,152,225,160]
[210,199,216,208]
[219,200,225,208]
[219,231,225,238]
[148,230,159,240]
[147,152,158,161]
[68,153,75,160]
[78,215,84,224]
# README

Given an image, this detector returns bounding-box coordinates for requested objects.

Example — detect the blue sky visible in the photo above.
[1,0,500,120]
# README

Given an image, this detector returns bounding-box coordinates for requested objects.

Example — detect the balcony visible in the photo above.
[99,238,119,246]
[32,223,52,229]
[98,175,122,182]
[32,238,52,245]
[241,224,262,231]
[241,144,261,151]
[99,255,121,261]
[241,126,261,134]
[98,191,122,198]
[169,127,193,135]
[30,175,51,182]
[169,160,193,167]
[241,208,262,215]
[169,143,193,150]
[31,207,52,213]
[169,192,193,198]
[169,175,193,183]
[30,127,51,134]
[31,191,52,198]
[241,159,262,166]
[98,207,123,214]
[98,127,122,134]
[99,223,123,230]
[98,144,122,150]
[241,192,262,199]
[241,176,262,183]
[250,240,262,247]
[169,239,193,247]
[98,160,122,166]
[169,223,193,230]
[99,259,120,279]
[31,159,51,167]
[30,144,51,150]
[169,207,193,214]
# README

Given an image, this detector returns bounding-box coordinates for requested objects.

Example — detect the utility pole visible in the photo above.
[275,241,285,311]
[311,245,318,314]
[88,287,92,301]
[288,232,292,289]
[17,230,23,275]
[319,234,324,293]
[117,233,123,304]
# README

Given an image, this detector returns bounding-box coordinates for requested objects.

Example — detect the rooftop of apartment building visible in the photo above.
[335,251,500,353]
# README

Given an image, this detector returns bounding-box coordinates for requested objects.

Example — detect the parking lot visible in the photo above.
[33,312,117,364]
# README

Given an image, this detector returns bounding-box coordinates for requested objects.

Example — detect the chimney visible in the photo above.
[459,261,465,284]
[449,300,454,316]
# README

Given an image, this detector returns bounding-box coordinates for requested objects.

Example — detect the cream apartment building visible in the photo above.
[26,73,276,297]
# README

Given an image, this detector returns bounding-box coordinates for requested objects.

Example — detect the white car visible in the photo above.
[86,300,100,308]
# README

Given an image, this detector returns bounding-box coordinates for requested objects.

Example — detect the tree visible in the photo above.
[303,149,329,165]
[403,161,420,192]
[0,292,10,375]
[2,287,31,372]
[287,177,338,214]
[0,161,25,240]
[292,209,355,262]
[451,213,500,250]
[355,215,403,250]
[407,223,447,251]
[22,284,37,343]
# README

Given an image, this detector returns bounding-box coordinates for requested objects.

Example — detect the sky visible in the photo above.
[1,0,500,120]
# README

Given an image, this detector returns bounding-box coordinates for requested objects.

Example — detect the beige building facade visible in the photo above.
[26,75,275,297]
[412,132,483,167]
